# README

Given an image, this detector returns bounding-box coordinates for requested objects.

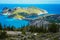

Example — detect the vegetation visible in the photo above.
[0,23,8,39]
[0,22,60,33]
[27,25,47,33]
[0,23,2,30]
[48,23,59,33]
[0,31,7,39]
[19,22,60,33]
[0,22,60,40]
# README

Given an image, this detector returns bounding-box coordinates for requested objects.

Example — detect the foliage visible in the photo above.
[24,25,48,33]
[48,23,59,33]
[10,26,15,31]
[0,31,8,39]
[0,22,59,33]
[3,25,15,31]
[20,22,59,33]
[22,30,26,35]
[0,23,2,30]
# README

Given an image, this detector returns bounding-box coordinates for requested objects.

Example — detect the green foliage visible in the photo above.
[48,23,59,33]
[0,22,59,33]
[27,25,48,33]
[10,26,15,31]
[3,25,6,30]
[0,31,8,39]
[0,23,2,30]
[53,37,59,40]
[21,22,59,33]
[22,30,26,35]
[3,25,15,31]
[7,26,11,31]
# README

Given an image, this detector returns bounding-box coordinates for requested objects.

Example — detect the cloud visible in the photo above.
[0,0,60,4]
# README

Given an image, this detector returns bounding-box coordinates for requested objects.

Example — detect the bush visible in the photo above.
[48,23,59,33]
[26,26,48,33]
[22,30,26,35]
[0,23,2,30]
[0,31,8,39]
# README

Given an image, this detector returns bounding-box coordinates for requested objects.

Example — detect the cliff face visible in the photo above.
[28,14,60,27]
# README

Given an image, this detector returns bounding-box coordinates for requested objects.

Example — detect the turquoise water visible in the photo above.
[0,4,60,28]
[0,15,29,28]
[0,4,60,14]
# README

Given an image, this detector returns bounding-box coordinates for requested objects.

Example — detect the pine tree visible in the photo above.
[7,26,11,31]
[10,26,15,31]
[4,25,7,31]
[0,23,2,30]
[48,23,59,33]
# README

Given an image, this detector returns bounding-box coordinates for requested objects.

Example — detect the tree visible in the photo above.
[7,26,11,31]
[0,31,7,39]
[10,26,15,31]
[4,25,7,31]
[0,23,2,30]
[48,23,59,33]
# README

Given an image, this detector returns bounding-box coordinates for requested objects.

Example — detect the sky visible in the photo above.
[0,0,60,4]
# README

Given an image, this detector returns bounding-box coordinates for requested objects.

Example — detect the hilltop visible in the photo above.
[2,7,48,20]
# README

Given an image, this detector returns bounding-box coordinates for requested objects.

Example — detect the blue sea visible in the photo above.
[0,4,60,28]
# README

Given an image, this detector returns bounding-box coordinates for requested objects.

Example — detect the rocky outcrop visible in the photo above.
[2,7,12,15]
[28,14,60,27]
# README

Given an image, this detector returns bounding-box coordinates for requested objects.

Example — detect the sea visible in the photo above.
[0,4,60,28]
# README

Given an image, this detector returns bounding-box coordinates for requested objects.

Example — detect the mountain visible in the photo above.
[28,14,60,27]
[2,7,48,20]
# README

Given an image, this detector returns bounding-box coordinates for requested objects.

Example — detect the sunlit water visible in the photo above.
[0,4,60,28]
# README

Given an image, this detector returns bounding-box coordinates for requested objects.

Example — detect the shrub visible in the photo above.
[0,31,8,39]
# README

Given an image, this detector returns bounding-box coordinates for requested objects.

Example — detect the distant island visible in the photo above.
[1,7,48,20]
